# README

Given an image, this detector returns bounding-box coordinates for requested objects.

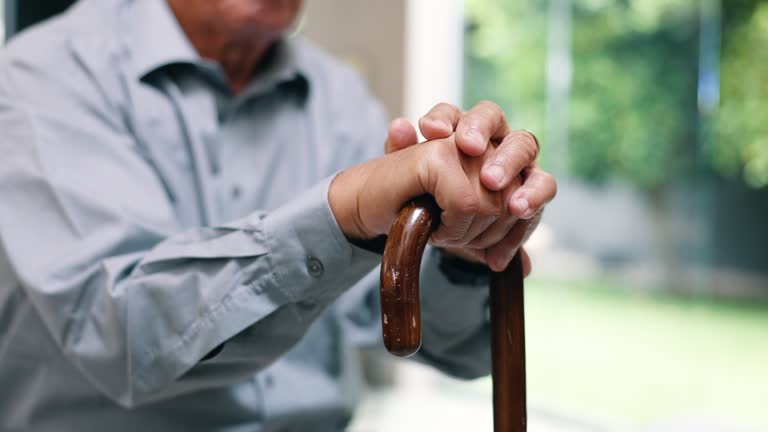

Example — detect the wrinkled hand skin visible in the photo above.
[380,101,558,274]
[329,131,547,273]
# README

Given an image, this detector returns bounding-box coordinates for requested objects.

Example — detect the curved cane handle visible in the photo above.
[380,196,527,431]
[379,196,440,357]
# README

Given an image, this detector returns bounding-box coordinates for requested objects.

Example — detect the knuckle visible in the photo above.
[479,198,503,219]
[434,227,463,245]
[457,194,480,216]
[430,231,448,246]
[478,99,501,111]
[479,100,506,120]
[477,208,499,220]
[484,208,503,221]
[514,136,538,162]
[428,138,454,163]
[490,205,503,218]
[496,196,507,216]
[518,130,540,153]
[446,231,466,244]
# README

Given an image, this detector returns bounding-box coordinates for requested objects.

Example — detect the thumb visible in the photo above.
[385,117,418,154]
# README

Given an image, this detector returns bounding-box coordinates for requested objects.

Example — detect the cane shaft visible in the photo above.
[491,252,527,432]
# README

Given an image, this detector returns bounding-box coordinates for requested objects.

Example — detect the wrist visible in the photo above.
[437,249,490,285]
[329,144,432,242]
[328,167,371,241]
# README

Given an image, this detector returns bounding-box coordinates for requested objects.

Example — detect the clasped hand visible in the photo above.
[329,101,557,275]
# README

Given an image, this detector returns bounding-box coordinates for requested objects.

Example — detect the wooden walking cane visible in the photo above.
[380,196,527,432]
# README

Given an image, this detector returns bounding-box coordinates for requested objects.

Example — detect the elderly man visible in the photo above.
[0,0,556,430]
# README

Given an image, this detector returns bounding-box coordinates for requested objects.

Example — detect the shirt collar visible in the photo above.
[238,39,307,98]
[123,0,200,79]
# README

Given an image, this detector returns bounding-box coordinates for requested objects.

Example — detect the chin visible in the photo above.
[224,0,303,36]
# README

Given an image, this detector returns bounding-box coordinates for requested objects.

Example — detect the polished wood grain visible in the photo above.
[380,196,441,357]
[381,197,527,431]
[491,252,527,432]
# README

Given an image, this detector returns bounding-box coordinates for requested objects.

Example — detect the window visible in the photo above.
[462,1,768,430]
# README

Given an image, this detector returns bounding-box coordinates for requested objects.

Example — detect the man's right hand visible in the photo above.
[328,134,518,251]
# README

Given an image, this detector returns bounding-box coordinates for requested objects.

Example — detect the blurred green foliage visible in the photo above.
[715,1,768,188]
[465,0,768,189]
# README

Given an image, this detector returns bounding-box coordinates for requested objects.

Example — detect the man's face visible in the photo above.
[207,0,304,37]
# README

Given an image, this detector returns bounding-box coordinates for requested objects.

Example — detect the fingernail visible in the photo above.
[485,164,505,185]
[434,120,452,132]
[389,128,405,141]
[512,197,529,216]
[423,118,450,133]
[521,207,536,219]
[467,129,484,149]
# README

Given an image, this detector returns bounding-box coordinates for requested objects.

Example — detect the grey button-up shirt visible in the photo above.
[0,1,491,430]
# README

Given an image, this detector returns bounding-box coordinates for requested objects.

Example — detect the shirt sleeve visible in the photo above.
[0,60,380,408]
[332,247,491,380]
[413,247,491,379]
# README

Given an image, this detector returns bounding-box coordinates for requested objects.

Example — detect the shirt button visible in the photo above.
[306,256,324,278]
[231,185,242,199]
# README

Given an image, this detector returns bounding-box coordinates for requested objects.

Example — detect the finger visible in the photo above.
[520,248,532,278]
[428,147,479,247]
[455,100,511,157]
[419,103,463,141]
[441,147,508,246]
[385,117,419,154]
[466,215,516,250]
[455,213,500,248]
[508,163,557,219]
[431,193,479,247]
[466,175,523,249]
[485,213,541,272]
[480,130,540,191]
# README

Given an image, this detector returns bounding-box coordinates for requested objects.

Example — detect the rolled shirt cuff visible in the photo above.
[260,175,383,303]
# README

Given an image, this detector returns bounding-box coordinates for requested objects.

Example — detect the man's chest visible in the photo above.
[123,75,334,227]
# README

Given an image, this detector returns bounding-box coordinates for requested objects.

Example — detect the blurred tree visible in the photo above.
[464,2,548,166]
[715,1,768,188]
[465,0,768,189]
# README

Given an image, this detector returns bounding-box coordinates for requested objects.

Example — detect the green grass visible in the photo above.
[519,277,768,430]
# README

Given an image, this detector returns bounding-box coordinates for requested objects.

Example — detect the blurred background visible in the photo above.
[4,0,767,431]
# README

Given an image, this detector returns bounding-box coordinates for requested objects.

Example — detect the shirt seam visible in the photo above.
[133,275,256,391]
